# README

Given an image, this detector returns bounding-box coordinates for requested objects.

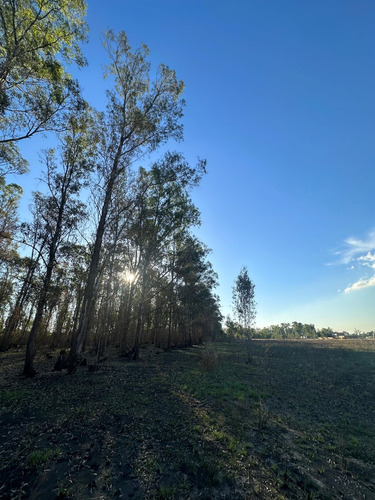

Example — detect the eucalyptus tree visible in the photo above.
[56,242,90,345]
[127,153,204,359]
[0,254,38,350]
[0,178,22,249]
[0,247,19,327]
[48,267,72,348]
[233,267,256,332]
[174,234,220,346]
[23,107,96,377]
[0,0,88,174]
[232,266,256,350]
[67,31,185,372]
[85,169,145,356]
[0,157,26,332]
[0,194,51,350]
[88,166,142,357]
[0,178,22,322]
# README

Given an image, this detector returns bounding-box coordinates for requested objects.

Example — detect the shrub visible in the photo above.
[199,345,219,371]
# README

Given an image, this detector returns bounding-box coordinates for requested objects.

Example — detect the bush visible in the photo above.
[199,345,219,371]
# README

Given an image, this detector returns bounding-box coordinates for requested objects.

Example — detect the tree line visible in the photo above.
[224,320,374,340]
[0,1,223,376]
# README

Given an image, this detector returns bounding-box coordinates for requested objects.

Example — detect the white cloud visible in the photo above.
[336,231,375,264]
[344,276,375,294]
[335,230,375,294]
[358,251,375,262]
[360,262,375,270]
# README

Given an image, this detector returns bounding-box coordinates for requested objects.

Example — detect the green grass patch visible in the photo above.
[0,388,29,404]
[26,447,61,468]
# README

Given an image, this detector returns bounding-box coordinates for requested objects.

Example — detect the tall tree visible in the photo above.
[22,107,95,376]
[0,191,52,349]
[0,177,22,339]
[67,30,184,372]
[0,0,88,173]
[0,177,22,255]
[175,235,220,346]
[232,266,256,338]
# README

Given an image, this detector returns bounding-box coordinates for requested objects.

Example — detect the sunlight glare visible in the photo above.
[123,270,136,284]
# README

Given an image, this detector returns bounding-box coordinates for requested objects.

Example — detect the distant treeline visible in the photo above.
[224,319,375,340]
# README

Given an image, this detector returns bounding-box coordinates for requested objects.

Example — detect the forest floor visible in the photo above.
[0,339,375,499]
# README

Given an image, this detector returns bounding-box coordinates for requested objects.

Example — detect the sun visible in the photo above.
[123,270,136,283]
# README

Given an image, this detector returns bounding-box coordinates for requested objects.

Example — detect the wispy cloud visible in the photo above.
[335,230,375,294]
[345,276,375,293]
[358,252,375,268]
[336,231,375,264]
[358,252,375,262]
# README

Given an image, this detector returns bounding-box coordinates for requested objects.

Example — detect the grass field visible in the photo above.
[0,339,375,499]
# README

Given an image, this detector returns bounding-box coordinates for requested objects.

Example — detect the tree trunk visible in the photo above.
[22,244,58,376]
[131,267,147,360]
[67,140,124,373]
[50,291,70,348]
[23,295,46,376]
[22,186,67,376]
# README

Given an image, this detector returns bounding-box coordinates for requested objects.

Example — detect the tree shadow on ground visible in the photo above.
[1,342,375,499]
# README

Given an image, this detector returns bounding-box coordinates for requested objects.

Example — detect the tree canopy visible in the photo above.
[0,0,88,173]
[232,266,256,335]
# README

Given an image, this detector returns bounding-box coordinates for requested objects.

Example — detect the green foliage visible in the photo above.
[0,0,88,172]
[101,30,185,159]
[252,323,374,339]
[232,266,256,335]
[0,177,22,253]
[224,316,255,340]
[130,153,204,260]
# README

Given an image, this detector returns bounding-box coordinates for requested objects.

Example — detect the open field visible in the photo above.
[1,339,375,499]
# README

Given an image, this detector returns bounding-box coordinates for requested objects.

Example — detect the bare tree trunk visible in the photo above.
[188,311,193,347]
[18,304,35,344]
[167,265,175,351]
[50,291,70,348]
[96,240,117,360]
[69,285,84,342]
[67,142,124,373]
[23,265,53,376]
[23,228,63,376]
[131,267,147,360]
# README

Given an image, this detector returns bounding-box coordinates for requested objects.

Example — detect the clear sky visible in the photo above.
[18,0,375,332]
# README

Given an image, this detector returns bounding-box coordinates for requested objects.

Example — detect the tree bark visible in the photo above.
[67,138,124,373]
[131,266,147,360]
[22,180,68,376]
[22,253,55,376]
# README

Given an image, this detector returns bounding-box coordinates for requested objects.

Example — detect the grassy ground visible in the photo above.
[0,339,375,499]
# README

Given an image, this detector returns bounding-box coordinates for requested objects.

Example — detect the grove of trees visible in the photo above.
[0,1,223,375]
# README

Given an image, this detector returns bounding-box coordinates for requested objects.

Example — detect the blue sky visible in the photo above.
[18,1,375,332]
